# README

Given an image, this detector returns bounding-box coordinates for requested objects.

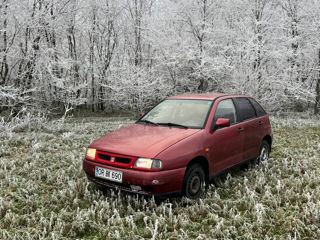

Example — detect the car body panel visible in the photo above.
[83,158,186,194]
[89,123,201,159]
[241,114,272,159]
[242,118,261,160]
[166,93,227,101]
[206,123,245,175]
[155,130,207,170]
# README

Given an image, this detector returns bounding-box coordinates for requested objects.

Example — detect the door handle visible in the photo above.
[237,128,244,132]
[258,121,263,126]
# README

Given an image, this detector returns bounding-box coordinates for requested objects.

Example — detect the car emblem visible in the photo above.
[111,157,115,162]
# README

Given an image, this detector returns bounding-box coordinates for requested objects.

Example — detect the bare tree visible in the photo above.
[315,49,320,114]
[95,1,118,111]
[126,0,146,66]
[180,0,216,92]
[0,0,9,84]
[279,0,302,80]
[251,0,269,84]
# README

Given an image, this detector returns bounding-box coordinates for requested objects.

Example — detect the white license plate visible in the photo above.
[95,166,123,183]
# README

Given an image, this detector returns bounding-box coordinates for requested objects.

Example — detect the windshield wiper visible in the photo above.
[157,122,189,129]
[137,119,159,126]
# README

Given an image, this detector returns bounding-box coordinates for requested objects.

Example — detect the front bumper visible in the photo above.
[83,158,186,195]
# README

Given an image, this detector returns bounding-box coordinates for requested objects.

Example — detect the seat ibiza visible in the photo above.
[83,93,272,199]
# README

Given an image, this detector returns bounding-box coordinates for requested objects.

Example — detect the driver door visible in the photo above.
[207,98,244,174]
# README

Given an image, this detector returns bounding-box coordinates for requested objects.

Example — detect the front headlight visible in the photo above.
[86,148,96,159]
[134,158,162,170]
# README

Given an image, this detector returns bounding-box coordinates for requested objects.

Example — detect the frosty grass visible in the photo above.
[0,116,319,239]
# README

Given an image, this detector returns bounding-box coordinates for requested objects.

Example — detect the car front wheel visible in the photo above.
[182,163,206,199]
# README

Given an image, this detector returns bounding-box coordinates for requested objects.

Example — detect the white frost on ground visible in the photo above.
[0,117,319,239]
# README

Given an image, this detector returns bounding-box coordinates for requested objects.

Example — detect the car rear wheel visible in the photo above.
[257,140,270,162]
[182,163,206,199]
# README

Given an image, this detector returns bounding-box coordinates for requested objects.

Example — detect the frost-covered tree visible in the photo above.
[1,0,320,114]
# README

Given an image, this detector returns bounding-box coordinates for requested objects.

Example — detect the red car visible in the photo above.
[83,93,272,198]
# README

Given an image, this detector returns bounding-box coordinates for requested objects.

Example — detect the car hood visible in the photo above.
[89,123,201,158]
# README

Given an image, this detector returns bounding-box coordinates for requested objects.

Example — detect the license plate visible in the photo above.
[95,166,123,183]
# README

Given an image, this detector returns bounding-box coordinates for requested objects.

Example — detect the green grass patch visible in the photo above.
[0,117,319,239]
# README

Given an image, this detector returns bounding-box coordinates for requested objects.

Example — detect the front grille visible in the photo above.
[97,152,132,164]
[98,153,111,161]
[116,157,131,164]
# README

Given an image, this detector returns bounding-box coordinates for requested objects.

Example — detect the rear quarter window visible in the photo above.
[248,98,267,117]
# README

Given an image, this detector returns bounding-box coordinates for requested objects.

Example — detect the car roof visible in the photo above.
[166,93,250,101]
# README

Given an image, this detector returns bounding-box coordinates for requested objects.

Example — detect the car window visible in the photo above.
[213,99,237,125]
[248,98,266,117]
[233,98,256,121]
[141,99,213,128]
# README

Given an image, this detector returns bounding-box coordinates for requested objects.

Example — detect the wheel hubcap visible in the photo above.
[190,175,201,195]
[260,146,269,161]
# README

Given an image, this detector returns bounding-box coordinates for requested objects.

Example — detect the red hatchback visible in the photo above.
[83,93,272,198]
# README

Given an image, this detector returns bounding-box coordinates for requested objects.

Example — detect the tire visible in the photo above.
[182,163,206,199]
[257,140,270,163]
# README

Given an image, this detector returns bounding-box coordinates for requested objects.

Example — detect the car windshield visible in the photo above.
[139,99,212,128]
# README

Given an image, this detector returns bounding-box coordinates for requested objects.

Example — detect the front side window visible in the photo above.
[213,99,237,125]
[140,99,213,128]
[234,98,256,121]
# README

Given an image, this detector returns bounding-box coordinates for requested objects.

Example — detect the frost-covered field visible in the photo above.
[0,117,320,239]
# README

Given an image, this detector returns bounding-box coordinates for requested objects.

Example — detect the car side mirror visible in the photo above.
[215,118,230,128]
[139,113,144,117]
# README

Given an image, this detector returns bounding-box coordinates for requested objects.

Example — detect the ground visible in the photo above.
[0,116,319,239]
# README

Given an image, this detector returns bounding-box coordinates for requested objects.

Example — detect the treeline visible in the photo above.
[0,0,320,115]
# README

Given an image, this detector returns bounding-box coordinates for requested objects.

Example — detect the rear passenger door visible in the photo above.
[248,97,269,148]
[233,97,260,161]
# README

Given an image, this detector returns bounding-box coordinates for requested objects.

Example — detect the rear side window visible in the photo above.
[213,99,237,125]
[233,98,256,122]
[249,98,266,117]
